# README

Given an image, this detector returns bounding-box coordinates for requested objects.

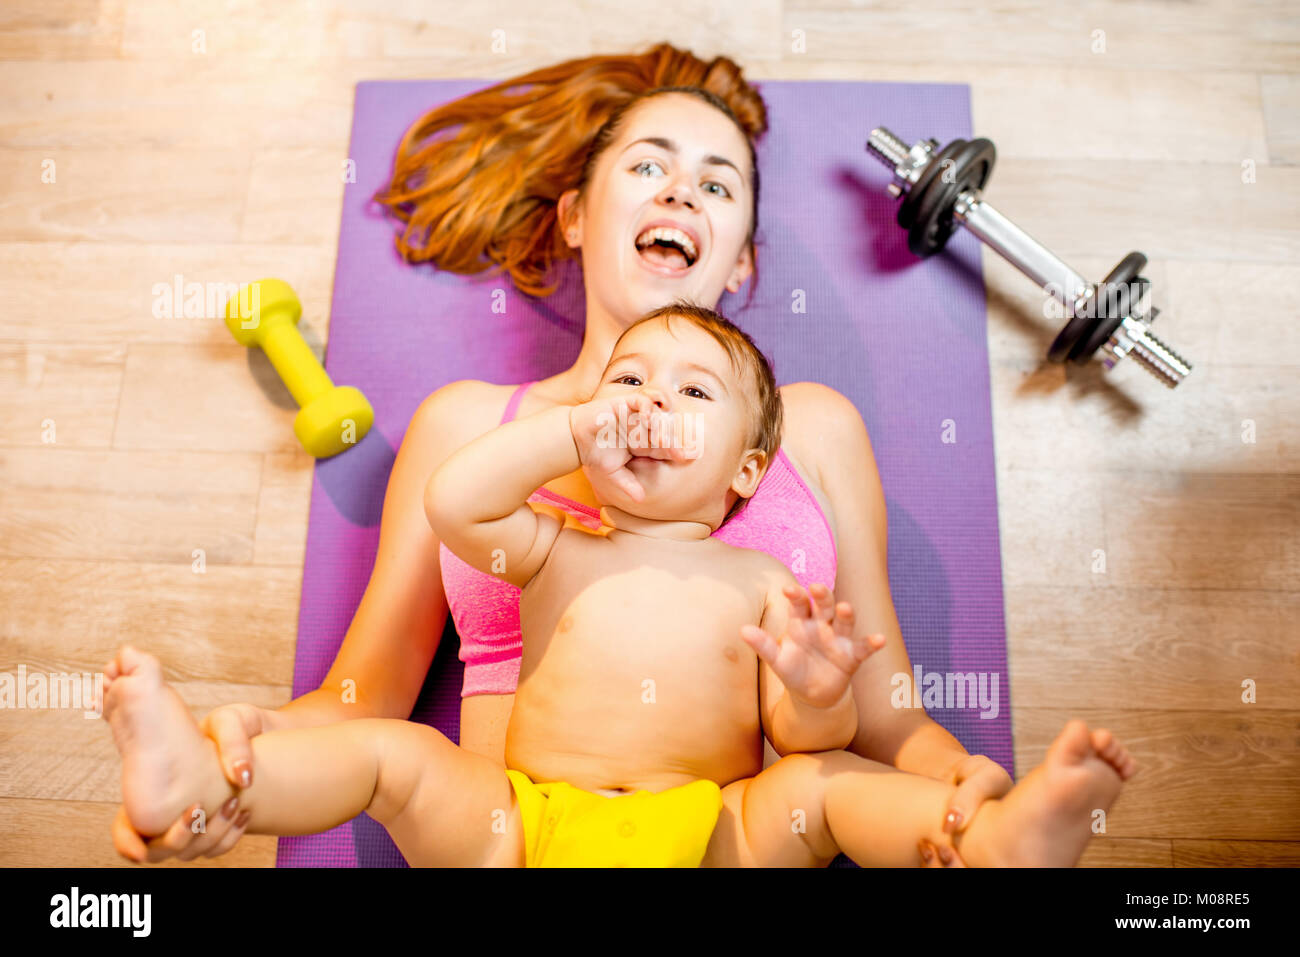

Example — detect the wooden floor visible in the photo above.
[0,1,1296,868]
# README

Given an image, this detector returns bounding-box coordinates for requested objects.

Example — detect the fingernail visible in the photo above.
[938,846,953,864]
[944,810,963,833]
[918,841,933,862]
[221,797,239,820]
[234,809,251,828]
[233,759,252,788]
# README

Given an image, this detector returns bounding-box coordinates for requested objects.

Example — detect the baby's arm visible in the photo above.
[424,403,578,589]
[425,391,681,589]
[745,563,885,755]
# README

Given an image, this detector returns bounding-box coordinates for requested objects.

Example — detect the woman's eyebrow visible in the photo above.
[624,136,743,182]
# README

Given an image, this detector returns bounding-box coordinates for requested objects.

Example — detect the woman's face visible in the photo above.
[560,93,756,326]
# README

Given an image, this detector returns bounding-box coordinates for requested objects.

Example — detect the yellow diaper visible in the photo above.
[505,769,724,868]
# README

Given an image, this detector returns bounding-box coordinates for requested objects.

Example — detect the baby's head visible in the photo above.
[586,299,783,529]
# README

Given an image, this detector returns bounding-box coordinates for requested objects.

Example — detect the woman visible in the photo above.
[114,43,1010,866]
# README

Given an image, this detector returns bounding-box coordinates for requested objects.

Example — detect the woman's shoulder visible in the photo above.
[777,380,859,421]
[776,381,869,476]
[404,379,523,454]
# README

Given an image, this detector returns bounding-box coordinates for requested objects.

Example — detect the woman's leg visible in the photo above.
[702,719,1135,867]
[102,647,523,867]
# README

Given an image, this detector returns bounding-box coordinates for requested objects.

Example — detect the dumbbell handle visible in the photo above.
[952,192,1089,306]
[260,319,335,408]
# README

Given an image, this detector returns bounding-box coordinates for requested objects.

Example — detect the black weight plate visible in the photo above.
[897,138,975,230]
[1048,251,1146,363]
[1069,252,1148,362]
[906,138,996,257]
[896,140,954,231]
[1047,307,1099,363]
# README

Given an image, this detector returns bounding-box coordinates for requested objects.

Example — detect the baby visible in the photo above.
[101,302,1136,867]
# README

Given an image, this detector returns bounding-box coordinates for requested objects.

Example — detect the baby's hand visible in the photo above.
[741,583,885,709]
[569,393,689,502]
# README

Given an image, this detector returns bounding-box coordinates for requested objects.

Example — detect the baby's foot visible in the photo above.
[101,646,218,837]
[970,719,1137,867]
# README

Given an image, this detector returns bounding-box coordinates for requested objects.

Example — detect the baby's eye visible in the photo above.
[613,374,641,386]
[681,385,710,399]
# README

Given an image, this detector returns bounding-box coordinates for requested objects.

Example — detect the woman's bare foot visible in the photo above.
[963,719,1138,867]
[101,646,222,838]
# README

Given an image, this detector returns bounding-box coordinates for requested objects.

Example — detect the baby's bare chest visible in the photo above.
[520,541,765,675]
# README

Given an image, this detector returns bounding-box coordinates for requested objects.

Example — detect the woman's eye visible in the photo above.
[634,160,730,199]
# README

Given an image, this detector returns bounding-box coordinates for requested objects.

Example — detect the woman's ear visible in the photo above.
[557,189,582,247]
[725,244,755,294]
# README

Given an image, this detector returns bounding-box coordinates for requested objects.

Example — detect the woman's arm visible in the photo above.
[424,403,576,590]
[275,379,491,726]
[779,383,983,776]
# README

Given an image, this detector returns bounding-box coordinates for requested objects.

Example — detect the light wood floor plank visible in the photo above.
[1173,840,1300,867]
[1260,74,1300,165]
[783,1,1300,73]
[114,344,307,454]
[0,557,301,679]
[0,149,250,243]
[1013,709,1300,841]
[753,59,1271,164]
[0,0,126,60]
[1005,586,1296,711]
[0,448,262,564]
[1102,471,1299,591]
[0,342,125,447]
[0,242,336,344]
[0,797,278,867]
[253,452,314,566]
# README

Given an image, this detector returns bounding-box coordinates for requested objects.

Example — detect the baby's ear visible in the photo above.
[731,448,768,499]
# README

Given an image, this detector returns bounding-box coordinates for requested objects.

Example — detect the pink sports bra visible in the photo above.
[438,381,839,697]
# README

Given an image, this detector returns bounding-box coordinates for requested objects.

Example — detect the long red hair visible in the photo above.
[373,42,768,304]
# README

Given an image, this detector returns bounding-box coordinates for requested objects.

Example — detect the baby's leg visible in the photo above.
[101,647,523,867]
[702,719,1135,867]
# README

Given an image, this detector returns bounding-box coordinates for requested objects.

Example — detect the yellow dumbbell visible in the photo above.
[224,279,373,458]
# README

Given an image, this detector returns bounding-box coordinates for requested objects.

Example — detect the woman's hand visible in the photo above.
[111,702,268,862]
[918,838,967,867]
[915,753,1013,867]
[568,394,688,502]
[941,753,1013,835]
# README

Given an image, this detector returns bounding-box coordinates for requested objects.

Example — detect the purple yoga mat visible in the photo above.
[277,78,1011,867]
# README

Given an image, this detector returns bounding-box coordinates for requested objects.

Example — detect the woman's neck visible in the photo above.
[539,302,630,404]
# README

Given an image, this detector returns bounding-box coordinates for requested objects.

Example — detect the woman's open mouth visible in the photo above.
[634,226,699,277]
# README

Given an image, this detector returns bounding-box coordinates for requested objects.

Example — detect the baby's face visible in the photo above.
[589,318,767,526]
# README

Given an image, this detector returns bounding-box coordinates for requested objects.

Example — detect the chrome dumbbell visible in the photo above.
[865,128,1192,388]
